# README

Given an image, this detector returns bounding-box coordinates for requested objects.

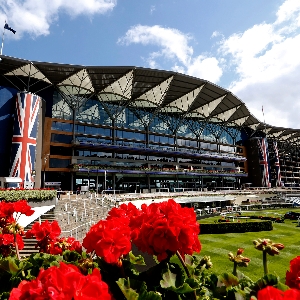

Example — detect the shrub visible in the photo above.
[200,220,273,234]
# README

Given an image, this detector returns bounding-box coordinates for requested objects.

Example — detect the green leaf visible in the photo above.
[160,267,194,294]
[129,251,146,266]
[0,291,10,300]
[138,282,162,300]
[218,273,239,288]
[0,259,10,273]
[116,278,139,300]
[138,291,162,300]
[160,268,177,288]
[254,274,279,290]
[184,254,193,266]
[275,282,290,292]
[8,257,20,275]
[62,250,82,262]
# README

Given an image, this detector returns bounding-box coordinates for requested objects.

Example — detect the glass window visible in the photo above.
[75,136,112,144]
[149,117,172,135]
[52,92,72,120]
[49,158,71,168]
[76,125,85,134]
[76,99,112,126]
[51,134,73,144]
[50,146,72,156]
[120,108,146,130]
[51,121,72,132]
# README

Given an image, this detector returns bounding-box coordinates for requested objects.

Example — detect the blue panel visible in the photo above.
[0,86,18,176]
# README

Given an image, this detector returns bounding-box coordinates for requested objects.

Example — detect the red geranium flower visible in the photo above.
[132,199,201,261]
[26,221,82,255]
[83,217,131,264]
[13,200,34,217]
[257,286,300,299]
[9,262,112,300]
[0,202,15,218]
[48,237,83,255]
[286,256,300,289]
[0,233,14,246]
[0,200,34,219]
[108,202,141,221]
[26,220,61,241]
[74,268,112,300]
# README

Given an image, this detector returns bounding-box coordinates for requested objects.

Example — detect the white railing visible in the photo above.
[61,220,96,242]
[174,187,201,192]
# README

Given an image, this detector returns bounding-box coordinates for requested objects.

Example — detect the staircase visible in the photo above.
[19,193,115,257]
[19,208,56,258]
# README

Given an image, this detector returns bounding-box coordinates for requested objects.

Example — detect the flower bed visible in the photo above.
[0,199,300,299]
[0,189,56,202]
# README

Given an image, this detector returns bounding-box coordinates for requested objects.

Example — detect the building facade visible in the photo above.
[0,55,298,191]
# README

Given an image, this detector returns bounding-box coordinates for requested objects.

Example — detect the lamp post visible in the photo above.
[43,154,49,188]
[87,168,90,190]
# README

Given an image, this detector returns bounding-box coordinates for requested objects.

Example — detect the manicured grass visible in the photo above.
[197,208,300,283]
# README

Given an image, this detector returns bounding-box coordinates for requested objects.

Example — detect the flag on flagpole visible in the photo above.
[4,23,16,34]
[258,138,271,187]
[273,141,282,187]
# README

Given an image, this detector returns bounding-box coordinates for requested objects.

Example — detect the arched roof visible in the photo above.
[0,54,298,142]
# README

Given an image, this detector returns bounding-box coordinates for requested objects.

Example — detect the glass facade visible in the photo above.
[1,56,299,190]
[50,95,247,192]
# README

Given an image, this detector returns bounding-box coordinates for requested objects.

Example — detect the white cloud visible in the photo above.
[118,24,223,83]
[0,0,116,38]
[275,0,300,24]
[118,25,193,65]
[218,0,300,128]
[118,1,300,129]
[186,56,223,82]
[150,5,156,15]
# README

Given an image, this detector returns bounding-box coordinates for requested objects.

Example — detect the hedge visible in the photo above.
[199,220,273,234]
[248,215,284,223]
[0,189,57,202]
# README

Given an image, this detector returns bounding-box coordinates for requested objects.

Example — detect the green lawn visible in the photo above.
[197,208,300,283]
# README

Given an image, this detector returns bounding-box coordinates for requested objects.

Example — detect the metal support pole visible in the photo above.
[71,108,76,191]
[0,24,5,55]
[43,166,46,188]
[43,154,49,188]
[96,168,99,195]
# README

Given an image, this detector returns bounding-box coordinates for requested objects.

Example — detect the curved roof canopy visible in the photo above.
[0,55,298,142]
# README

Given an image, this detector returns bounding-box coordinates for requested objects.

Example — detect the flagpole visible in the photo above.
[262,105,271,187]
[262,105,267,137]
[0,21,5,55]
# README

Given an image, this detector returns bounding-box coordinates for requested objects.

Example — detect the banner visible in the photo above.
[257,138,271,187]
[9,92,40,184]
[273,141,282,187]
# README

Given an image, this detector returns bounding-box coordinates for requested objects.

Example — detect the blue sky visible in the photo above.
[0,0,300,129]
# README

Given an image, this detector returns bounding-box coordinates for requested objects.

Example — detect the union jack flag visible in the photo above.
[258,138,271,187]
[273,141,282,187]
[9,92,40,184]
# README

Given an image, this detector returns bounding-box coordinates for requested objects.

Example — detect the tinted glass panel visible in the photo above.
[51,134,73,144]
[49,158,71,168]
[51,121,72,132]
[50,146,72,156]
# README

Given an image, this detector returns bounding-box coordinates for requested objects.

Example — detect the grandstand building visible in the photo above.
[0,55,298,192]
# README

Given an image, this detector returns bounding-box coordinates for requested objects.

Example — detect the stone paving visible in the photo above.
[20,193,117,256]
[53,193,117,242]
